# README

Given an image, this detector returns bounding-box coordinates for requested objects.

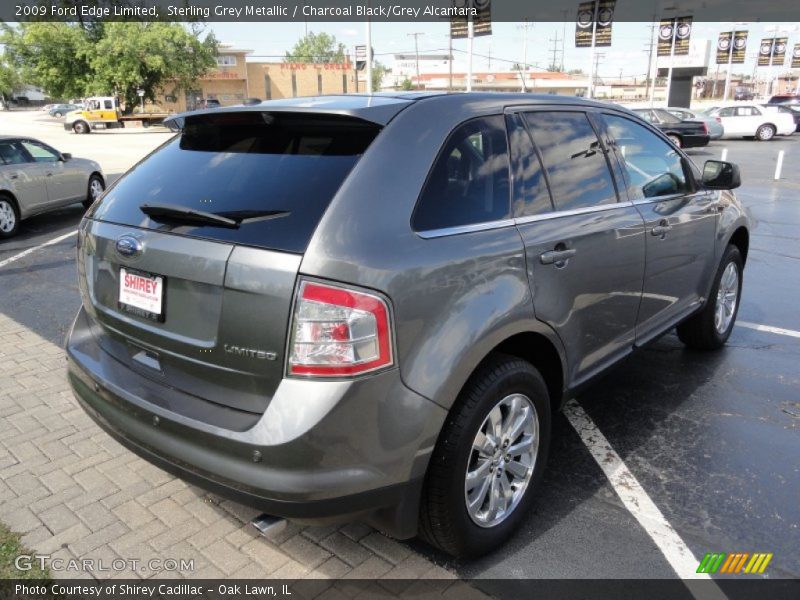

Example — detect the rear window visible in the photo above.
[90,112,381,253]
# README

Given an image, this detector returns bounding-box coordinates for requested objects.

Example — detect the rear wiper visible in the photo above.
[140,203,239,228]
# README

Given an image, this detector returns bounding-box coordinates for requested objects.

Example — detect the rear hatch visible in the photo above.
[78,110,382,424]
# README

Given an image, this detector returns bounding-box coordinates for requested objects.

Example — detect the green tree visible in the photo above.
[1,22,217,111]
[88,22,217,112]
[285,32,346,64]
[2,22,93,99]
[400,78,414,91]
[371,60,386,91]
[0,59,21,108]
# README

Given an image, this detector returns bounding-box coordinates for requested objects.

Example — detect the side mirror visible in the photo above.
[702,160,741,190]
[60,152,72,161]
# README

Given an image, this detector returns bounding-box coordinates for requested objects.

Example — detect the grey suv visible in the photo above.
[67,93,748,558]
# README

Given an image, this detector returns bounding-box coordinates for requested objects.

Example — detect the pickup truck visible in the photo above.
[64,96,171,134]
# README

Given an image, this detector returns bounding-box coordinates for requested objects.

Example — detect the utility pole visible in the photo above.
[561,9,569,71]
[407,32,425,90]
[593,52,605,97]
[549,31,562,71]
[644,19,657,102]
[517,19,531,71]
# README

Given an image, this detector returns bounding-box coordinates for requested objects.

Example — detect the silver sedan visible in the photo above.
[0,136,104,238]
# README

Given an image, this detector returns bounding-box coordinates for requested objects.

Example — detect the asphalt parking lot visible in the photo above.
[1,109,798,583]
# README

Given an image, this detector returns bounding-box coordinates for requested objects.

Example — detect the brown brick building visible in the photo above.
[156,45,357,113]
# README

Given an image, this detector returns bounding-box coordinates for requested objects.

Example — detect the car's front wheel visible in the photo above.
[677,244,743,350]
[419,354,551,558]
[0,195,20,239]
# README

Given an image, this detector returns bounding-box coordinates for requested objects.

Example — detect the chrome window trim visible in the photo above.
[416,219,516,239]
[514,201,632,226]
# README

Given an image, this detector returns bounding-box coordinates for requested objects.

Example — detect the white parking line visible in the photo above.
[563,399,725,595]
[738,321,800,339]
[0,230,78,269]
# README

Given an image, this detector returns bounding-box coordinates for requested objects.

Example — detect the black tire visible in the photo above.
[677,245,743,350]
[83,174,105,209]
[0,195,20,239]
[73,121,90,134]
[755,124,775,141]
[668,134,682,148]
[419,354,552,558]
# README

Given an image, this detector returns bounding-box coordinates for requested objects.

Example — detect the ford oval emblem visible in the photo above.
[115,235,143,260]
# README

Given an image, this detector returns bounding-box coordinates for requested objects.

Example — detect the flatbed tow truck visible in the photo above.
[64,96,171,133]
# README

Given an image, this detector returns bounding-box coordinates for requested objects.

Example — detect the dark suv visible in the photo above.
[67,93,749,558]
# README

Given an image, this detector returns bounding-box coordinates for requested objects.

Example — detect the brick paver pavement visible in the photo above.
[0,312,459,584]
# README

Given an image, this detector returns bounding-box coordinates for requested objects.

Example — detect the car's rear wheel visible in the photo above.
[756,124,776,141]
[83,175,105,209]
[668,134,682,148]
[0,196,20,239]
[419,354,551,558]
[73,121,90,134]
[677,244,743,350]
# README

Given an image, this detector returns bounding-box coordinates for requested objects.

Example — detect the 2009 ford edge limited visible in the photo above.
[67,93,749,557]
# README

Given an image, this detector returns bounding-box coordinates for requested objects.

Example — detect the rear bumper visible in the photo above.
[682,134,710,148]
[66,307,446,538]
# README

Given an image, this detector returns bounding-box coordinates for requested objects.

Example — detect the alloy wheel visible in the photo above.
[715,262,739,334]
[90,179,104,200]
[465,393,539,528]
[0,200,16,233]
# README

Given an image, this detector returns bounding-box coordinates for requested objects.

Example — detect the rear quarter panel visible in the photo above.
[300,96,567,410]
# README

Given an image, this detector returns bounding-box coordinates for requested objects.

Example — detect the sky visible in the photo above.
[209,20,800,80]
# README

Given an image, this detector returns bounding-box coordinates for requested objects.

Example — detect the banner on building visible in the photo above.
[673,16,692,55]
[659,16,692,57]
[758,38,774,66]
[657,19,675,56]
[575,1,595,48]
[772,36,788,66]
[792,43,800,69]
[451,0,492,39]
[732,30,748,63]
[716,31,732,64]
[718,30,748,64]
[593,0,615,47]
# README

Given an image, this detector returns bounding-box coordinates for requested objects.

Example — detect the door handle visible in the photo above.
[8,174,18,180]
[46,172,53,177]
[540,248,577,265]
[651,220,672,237]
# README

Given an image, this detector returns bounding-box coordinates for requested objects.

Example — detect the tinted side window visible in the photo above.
[20,141,59,163]
[523,111,617,211]
[0,141,28,165]
[413,116,510,232]
[604,114,689,200]
[506,113,552,218]
[718,107,736,117]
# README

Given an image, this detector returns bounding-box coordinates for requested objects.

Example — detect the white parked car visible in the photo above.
[705,103,795,140]
[0,136,105,238]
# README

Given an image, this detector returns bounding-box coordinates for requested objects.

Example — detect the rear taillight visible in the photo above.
[288,280,393,377]
[702,122,709,134]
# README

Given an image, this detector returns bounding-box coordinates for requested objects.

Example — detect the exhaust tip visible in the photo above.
[251,514,287,537]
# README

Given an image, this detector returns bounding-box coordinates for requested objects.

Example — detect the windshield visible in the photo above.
[89,112,381,253]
